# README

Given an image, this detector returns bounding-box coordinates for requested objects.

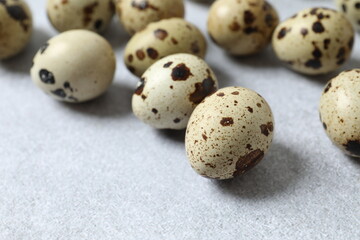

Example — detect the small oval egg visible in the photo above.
[336,0,360,31]
[31,30,116,103]
[132,53,218,130]
[207,0,279,55]
[115,0,185,35]
[0,0,32,60]
[46,0,115,33]
[124,18,207,77]
[186,87,274,180]
[319,69,360,157]
[272,7,354,75]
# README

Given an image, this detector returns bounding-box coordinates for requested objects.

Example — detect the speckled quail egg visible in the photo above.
[207,0,279,55]
[335,0,360,31]
[31,30,116,103]
[0,0,32,60]
[115,0,185,35]
[272,7,354,75]
[124,18,207,77]
[46,0,115,33]
[185,87,274,180]
[132,53,218,129]
[319,69,360,157]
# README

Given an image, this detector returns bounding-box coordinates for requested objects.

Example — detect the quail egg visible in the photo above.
[207,0,279,55]
[335,0,360,31]
[31,30,116,103]
[0,0,32,60]
[115,0,185,35]
[124,18,207,77]
[132,53,218,129]
[46,0,115,33]
[186,87,274,180]
[320,69,360,157]
[272,7,354,75]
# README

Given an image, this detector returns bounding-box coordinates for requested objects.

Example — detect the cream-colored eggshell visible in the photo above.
[132,53,218,130]
[207,0,279,55]
[0,0,32,60]
[124,18,207,77]
[335,0,360,31]
[115,0,185,35]
[31,30,116,103]
[46,0,114,33]
[319,69,360,157]
[272,7,354,75]
[185,87,274,180]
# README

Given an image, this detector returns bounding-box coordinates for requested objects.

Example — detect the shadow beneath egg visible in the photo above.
[1,28,53,74]
[60,81,134,118]
[342,56,360,72]
[208,63,235,88]
[286,57,360,86]
[348,155,360,167]
[212,142,307,199]
[157,129,186,143]
[187,0,215,6]
[103,18,130,49]
[228,46,282,70]
[293,70,337,86]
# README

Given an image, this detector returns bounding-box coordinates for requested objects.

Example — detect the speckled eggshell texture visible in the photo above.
[46,0,115,33]
[124,18,207,77]
[336,0,360,31]
[185,87,274,180]
[207,0,279,56]
[319,69,360,157]
[272,7,354,75]
[132,53,218,130]
[31,30,116,103]
[115,0,185,35]
[0,0,32,60]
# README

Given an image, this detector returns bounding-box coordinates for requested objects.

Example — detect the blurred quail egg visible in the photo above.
[320,69,360,157]
[207,0,279,55]
[124,18,207,77]
[0,0,32,60]
[335,0,360,31]
[186,87,274,180]
[47,0,115,33]
[115,0,185,35]
[31,30,116,103]
[132,53,218,129]
[272,7,354,75]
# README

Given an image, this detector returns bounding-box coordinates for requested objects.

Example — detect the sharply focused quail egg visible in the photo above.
[115,0,185,35]
[31,30,116,103]
[132,53,218,129]
[336,0,360,31]
[46,0,115,33]
[186,87,274,180]
[124,18,207,77]
[0,0,32,60]
[207,0,279,55]
[319,69,360,157]
[272,7,354,75]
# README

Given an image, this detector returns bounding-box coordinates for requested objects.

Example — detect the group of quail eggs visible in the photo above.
[1,0,360,180]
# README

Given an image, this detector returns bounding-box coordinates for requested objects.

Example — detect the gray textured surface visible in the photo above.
[0,0,359,239]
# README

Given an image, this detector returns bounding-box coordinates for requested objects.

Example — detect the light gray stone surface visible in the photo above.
[0,0,359,239]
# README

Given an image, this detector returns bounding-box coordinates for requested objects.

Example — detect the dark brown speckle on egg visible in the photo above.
[233,149,264,176]
[154,29,168,40]
[220,117,234,127]
[171,63,193,81]
[146,48,158,59]
[312,21,325,33]
[39,69,55,84]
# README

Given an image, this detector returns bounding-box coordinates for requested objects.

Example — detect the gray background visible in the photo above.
[0,0,359,239]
